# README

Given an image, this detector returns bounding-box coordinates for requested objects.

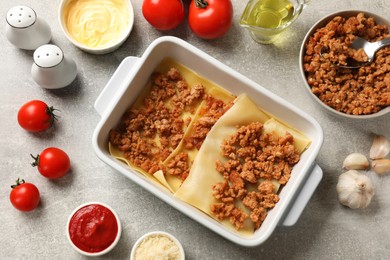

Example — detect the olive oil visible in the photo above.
[244,0,295,28]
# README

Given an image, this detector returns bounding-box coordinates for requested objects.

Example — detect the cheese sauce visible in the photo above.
[64,0,130,48]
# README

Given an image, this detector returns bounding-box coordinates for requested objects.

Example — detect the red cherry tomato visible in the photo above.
[31,147,70,179]
[189,0,233,39]
[17,100,58,132]
[10,178,40,212]
[142,0,185,31]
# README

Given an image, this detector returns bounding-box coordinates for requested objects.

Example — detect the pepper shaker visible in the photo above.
[31,44,77,89]
[5,5,51,50]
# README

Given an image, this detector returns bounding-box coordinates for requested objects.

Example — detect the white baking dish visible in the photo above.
[92,36,323,247]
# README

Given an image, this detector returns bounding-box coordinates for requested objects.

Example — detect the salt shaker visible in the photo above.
[31,44,77,89]
[5,5,51,50]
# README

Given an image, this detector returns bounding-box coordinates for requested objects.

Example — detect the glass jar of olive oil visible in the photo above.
[240,0,310,44]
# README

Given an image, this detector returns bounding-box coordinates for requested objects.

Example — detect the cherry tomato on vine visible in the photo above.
[31,147,70,179]
[17,100,58,132]
[189,0,233,39]
[10,178,40,212]
[142,0,185,31]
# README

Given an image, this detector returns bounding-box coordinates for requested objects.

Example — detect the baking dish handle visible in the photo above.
[94,56,140,116]
[280,164,322,226]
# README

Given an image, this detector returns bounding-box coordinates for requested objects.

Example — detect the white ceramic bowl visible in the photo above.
[92,36,324,247]
[58,0,134,54]
[130,231,185,260]
[66,202,121,257]
[299,10,390,119]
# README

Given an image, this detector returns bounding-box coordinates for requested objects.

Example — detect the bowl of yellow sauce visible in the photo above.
[59,0,134,54]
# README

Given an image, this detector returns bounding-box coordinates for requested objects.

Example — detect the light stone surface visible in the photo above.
[1,1,390,259]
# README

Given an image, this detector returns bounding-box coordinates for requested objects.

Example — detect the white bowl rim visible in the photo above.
[66,201,122,257]
[58,0,134,54]
[299,9,390,119]
[130,231,185,260]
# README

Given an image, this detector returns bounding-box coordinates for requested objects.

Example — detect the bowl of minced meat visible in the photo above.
[299,10,390,119]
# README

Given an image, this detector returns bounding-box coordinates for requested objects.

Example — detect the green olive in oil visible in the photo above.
[241,0,295,28]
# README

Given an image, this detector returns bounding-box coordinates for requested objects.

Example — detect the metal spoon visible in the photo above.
[320,36,390,69]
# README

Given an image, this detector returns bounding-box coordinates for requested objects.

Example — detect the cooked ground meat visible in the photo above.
[250,208,267,230]
[164,152,190,181]
[210,203,248,230]
[303,13,390,115]
[110,67,234,182]
[212,181,237,203]
[217,122,299,184]
[164,95,234,180]
[110,67,205,176]
[210,122,300,230]
[184,95,233,150]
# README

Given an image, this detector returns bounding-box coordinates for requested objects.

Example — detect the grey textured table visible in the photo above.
[1,1,390,259]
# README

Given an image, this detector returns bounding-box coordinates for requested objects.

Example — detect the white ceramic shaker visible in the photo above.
[31,44,78,89]
[5,5,52,50]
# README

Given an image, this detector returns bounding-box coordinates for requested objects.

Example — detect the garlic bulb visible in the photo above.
[372,159,390,174]
[342,153,369,170]
[369,135,390,159]
[336,170,374,209]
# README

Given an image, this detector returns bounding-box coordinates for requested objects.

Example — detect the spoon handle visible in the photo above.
[377,37,390,49]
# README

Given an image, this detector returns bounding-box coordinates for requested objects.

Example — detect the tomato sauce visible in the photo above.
[68,204,118,253]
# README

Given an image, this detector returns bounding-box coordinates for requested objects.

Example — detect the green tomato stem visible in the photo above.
[11,178,25,189]
[31,154,40,167]
[195,0,208,9]
[46,106,59,125]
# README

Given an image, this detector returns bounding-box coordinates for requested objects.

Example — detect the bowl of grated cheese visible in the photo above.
[130,231,185,260]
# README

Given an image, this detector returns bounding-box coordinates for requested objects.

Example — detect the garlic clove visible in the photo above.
[369,135,390,160]
[372,159,390,174]
[336,170,374,209]
[342,153,369,170]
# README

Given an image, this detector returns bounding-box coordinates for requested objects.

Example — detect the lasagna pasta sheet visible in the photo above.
[263,118,309,154]
[174,94,271,234]
[108,58,236,192]
[109,143,175,192]
[162,86,236,192]
[174,94,310,234]
[108,59,312,235]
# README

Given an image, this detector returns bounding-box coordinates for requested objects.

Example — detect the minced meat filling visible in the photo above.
[109,67,205,175]
[109,67,233,181]
[111,66,302,231]
[211,122,300,230]
[303,13,390,115]
[184,95,233,150]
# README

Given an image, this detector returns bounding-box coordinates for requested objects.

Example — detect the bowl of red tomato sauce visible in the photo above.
[66,202,121,257]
